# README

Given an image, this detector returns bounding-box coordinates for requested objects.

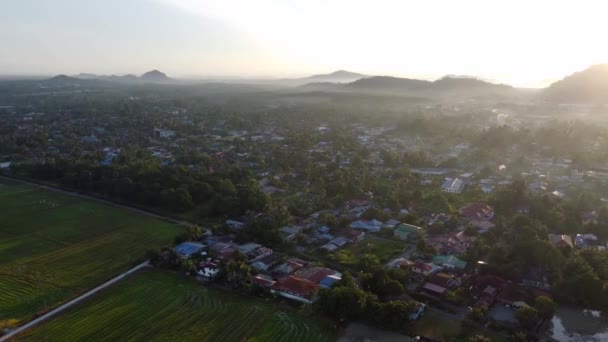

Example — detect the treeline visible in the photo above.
[10,147,270,218]
[318,269,418,331]
[466,180,608,308]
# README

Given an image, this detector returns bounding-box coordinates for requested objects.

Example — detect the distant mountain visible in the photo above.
[278,70,368,86]
[140,70,170,82]
[308,70,368,81]
[346,76,430,91]
[75,73,98,79]
[545,64,608,103]
[299,75,514,99]
[46,74,81,83]
[107,74,139,82]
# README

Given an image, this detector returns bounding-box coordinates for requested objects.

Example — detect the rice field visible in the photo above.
[17,270,335,342]
[0,179,182,327]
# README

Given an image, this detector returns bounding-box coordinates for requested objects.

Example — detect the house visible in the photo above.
[422,272,459,296]
[412,261,442,277]
[474,285,498,309]
[329,236,350,248]
[394,223,423,240]
[521,268,552,290]
[421,282,448,296]
[295,266,341,284]
[431,272,458,287]
[271,276,320,304]
[575,233,599,248]
[197,260,220,279]
[426,234,470,255]
[174,242,206,259]
[386,257,414,269]
[459,203,494,221]
[470,220,496,233]
[320,243,339,252]
[319,274,342,289]
[383,219,401,229]
[318,226,331,234]
[581,211,599,226]
[245,246,273,263]
[251,255,275,272]
[275,258,307,274]
[237,242,262,255]
[409,302,426,321]
[432,255,467,271]
[279,226,300,241]
[251,274,276,288]
[316,233,334,242]
[349,219,383,232]
[441,178,464,193]
[209,242,236,260]
[346,229,365,242]
[226,219,246,230]
[548,234,573,248]
[154,128,175,138]
[480,184,494,194]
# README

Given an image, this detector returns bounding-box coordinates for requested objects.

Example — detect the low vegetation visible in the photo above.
[18,270,335,342]
[0,180,181,326]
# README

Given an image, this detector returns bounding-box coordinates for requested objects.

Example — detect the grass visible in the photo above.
[18,270,335,342]
[328,236,409,267]
[0,179,182,326]
[409,307,462,340]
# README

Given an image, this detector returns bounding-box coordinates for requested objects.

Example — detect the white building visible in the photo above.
[197,260,220,279]
[154,128,175,138]
[442,178,464,193]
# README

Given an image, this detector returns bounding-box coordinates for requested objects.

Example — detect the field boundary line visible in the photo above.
[0,261,150,341]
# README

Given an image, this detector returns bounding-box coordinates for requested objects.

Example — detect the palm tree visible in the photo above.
[187,225,202,240]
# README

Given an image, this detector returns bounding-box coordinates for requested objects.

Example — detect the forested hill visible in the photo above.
[545,64,608,103]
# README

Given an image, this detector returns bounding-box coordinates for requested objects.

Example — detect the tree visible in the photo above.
[145,249,161,266]
[223,251,251,288]
[467,307,487,322]
[534,296,556,320]
[416,238,428,254]
[319,286,370,320]
[375,300,416,330]
[183,259,197,274]
[556,255,604,306]
[186,225,203,240]
[362,207,385,221]
[321,213,337,228]
[358,254,380,271]
[468,335,491,342]
[516,306,539,330]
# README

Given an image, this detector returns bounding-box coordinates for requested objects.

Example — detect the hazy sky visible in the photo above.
[2,0,608,87]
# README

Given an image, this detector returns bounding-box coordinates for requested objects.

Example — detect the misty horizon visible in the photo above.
[3,0,608,87]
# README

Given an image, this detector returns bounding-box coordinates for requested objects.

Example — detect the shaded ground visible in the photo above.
[339,323,414,342]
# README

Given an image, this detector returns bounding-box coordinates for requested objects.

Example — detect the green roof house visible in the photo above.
[394,223,423,240]
[432,255,467,270]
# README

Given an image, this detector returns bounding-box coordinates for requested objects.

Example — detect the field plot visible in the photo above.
[0,180,182,326]
[18,270,335,342]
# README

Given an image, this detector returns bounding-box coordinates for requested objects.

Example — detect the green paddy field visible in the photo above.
[17,270,335,342]
[0,179,182,327]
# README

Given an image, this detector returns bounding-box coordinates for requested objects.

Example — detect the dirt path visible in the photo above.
[0,261,150,341]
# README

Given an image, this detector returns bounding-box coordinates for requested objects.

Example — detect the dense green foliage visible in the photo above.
[319,271,416,331]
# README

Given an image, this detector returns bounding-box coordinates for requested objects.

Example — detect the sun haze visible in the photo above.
[2,0,608,86]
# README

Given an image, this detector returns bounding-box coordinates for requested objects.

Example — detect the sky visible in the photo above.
[2,0,608,87]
